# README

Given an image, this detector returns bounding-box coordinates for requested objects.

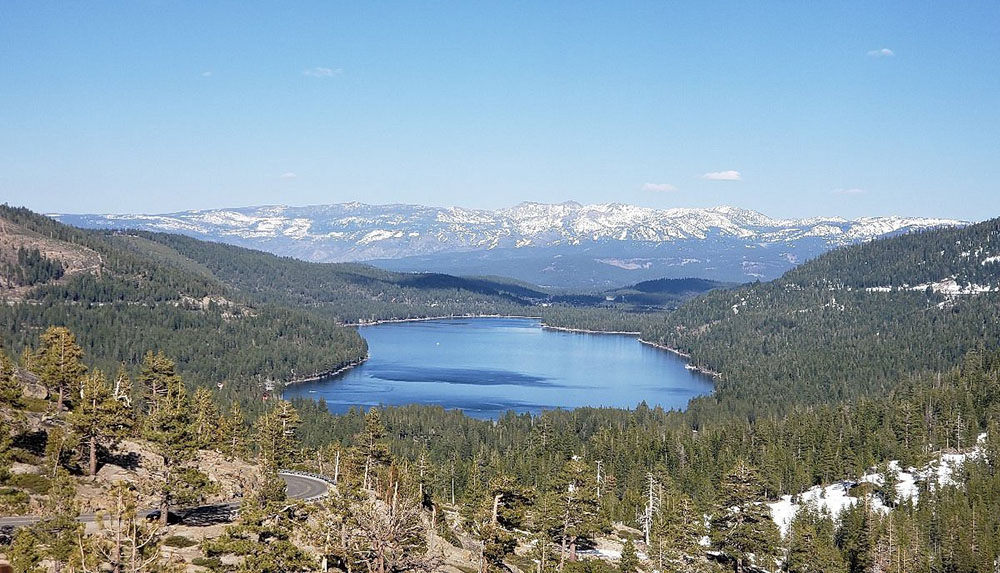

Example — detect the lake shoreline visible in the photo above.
[354,314,544,326]
[285,358,370,387]
[638,338,722,379]
[541,324,641,335]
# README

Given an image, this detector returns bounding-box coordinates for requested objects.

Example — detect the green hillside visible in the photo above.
[640,217,1000,416]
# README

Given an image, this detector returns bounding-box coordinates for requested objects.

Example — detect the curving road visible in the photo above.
[280,471,331,501]
[0,471,331,528]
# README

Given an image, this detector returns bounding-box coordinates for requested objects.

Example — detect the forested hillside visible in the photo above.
[120,231,546,322]
[633,217,1000,418]
[0,206,369,410]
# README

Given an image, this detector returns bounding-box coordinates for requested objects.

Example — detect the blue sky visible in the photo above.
[2,2,998,220]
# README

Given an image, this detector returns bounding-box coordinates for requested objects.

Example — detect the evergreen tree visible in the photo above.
[220,400,249,459]
[654,490,704,572]
[356,407,392,491]
[0,349,22,406]
[92,480,166,572]
[44,425,79,476]
[709,461,780,573]
[204,465,315,572]
[191,386,221,449]
[68,369,133,475]
[785,503,846,573]
[619,538,640,573]
[36,326,86,412]
[550,457,602,571]
[30,469,83,572]
[0,416,13,482]
[9,526,43,573]
[138,350,180,414]
[477,474,531,573]
[837,497,878,573]
[255,399,302,469]
[140,361,207,525]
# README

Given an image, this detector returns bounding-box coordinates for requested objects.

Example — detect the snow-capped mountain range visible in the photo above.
[53,202,965,288]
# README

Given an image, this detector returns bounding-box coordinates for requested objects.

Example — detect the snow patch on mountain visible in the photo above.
[54,202,963,259]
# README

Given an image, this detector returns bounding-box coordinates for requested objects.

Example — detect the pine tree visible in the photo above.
[478,474,531,573]
[654,489,704,572]
[92,480,166,572]
[44,425,79,476]
[619,538,640,573]
[343,485,439,573]
[30,469,83,572]
[220,401,249,459]
[709,461,780,573]
[255,400,302,469]
[356,407,392,491]
[191,386,221,449]
[36,326,86,412]
[551,457,602,571]
[68,369,133,476]
[141,362,207,525]
[785,503,847,573]
[0,349,22,406]
[19,345,36,374]
[0,416,13,482]
[837,496,878,573]
[204,465,315,572]
[9,526,43,573]
[138,350,180,414]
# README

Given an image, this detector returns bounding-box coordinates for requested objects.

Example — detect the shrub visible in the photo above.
[9,473,51,494]
[162,535,198,548]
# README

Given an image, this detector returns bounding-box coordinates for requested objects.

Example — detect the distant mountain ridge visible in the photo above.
[54,202,965,287]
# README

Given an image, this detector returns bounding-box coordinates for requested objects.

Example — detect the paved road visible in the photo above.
[280,471,330,501]
[0,471,331,527]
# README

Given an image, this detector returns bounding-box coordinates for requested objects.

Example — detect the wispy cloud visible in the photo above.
[280,172,298,179]
[303,67,343,78]
[201,71,213,77]
[641,182,678,192]
[832,187,866,195]
[701,170,742,181]
[867,48,894,57]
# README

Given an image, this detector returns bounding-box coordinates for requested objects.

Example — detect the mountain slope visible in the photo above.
[0,207,558,407]
[54,202,963,287]
[642,217,1000,416]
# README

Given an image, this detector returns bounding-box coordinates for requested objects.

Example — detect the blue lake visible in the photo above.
[283,317,714,419]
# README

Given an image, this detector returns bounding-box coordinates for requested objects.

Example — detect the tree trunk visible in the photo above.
[492,493,503,524]
[558,512,569,572]
[57,384,64,412]
[89,434,98,476]
[159,464,170,525]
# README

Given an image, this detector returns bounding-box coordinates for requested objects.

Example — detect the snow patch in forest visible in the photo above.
[769,433,987,537]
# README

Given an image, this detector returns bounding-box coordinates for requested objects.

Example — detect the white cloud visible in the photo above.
[303,67,343,78]
[201,71,213,77]
[833,187,866,195]
[701,170,742,181]
[641,182,678,192]
[867,48,894,57]
[280,172,298,179]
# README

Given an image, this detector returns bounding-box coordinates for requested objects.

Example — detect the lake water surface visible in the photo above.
[283,317,714,419]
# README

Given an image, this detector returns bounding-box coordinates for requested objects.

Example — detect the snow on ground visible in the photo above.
[769,433,987,537]
[865,279,998,295]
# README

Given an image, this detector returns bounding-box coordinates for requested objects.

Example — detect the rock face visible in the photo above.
[9,462,38,475]
[21,382,47,400]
